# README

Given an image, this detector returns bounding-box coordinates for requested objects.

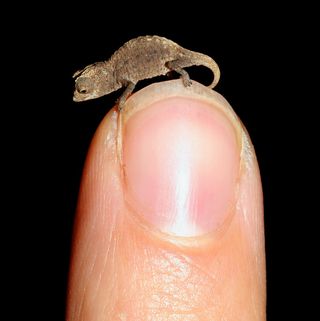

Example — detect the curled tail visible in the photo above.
[188,51,221,89]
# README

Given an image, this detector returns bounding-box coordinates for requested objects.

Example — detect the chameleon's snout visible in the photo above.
[73,91,82,102]
[73,77,95,102]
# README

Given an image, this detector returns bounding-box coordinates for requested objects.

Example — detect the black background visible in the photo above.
[9,5,313,321]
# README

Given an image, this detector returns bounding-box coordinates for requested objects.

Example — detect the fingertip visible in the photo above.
[68,80,266,321]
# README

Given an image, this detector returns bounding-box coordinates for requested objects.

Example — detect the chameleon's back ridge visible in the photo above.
[73,35,220,109]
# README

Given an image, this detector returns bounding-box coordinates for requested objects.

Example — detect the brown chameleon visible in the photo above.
[73,35,220,110]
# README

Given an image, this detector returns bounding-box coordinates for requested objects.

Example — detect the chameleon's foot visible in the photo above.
[117,97,126,111]
[181,74,192,87]
[117,81,136,111]
[166,60,192,87]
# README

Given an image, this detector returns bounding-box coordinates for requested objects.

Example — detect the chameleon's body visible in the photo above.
[73,35,220,110]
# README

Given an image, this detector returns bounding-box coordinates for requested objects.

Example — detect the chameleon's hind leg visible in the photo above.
[166,60,192,87]
[118,81,136,111]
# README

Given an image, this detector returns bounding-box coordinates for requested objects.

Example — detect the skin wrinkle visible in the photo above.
[101,241,118,319]
[77,246,99,320]
[99,208,120,319]
[117,231,146,315]
[99,229,117,311]
[161,252,219,298]
[176,251,220,286]
[127,249,219,317]
[75,207,98,278]
[149,256,191,304]
[79,201,116,319]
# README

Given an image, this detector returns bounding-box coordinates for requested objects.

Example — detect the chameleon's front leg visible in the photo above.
[118,81,136,111]
[166,60,192,87]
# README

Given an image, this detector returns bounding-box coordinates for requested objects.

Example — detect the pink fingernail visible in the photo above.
[123,97,240,237]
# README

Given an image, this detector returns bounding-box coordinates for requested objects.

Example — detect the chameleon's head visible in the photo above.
[73,62,118,102]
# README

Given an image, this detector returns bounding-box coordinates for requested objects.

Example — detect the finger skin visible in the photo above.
[67,80,266,321]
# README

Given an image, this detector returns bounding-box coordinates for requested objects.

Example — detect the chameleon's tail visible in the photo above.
[189,51,221,89]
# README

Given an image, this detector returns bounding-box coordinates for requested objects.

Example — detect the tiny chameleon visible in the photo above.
[73,35,220,111]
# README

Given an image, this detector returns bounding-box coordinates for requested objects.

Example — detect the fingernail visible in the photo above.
[122,86,241,237]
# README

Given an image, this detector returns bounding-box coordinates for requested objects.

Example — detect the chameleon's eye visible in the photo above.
[79,88,87,94]
[76,77,93,94]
